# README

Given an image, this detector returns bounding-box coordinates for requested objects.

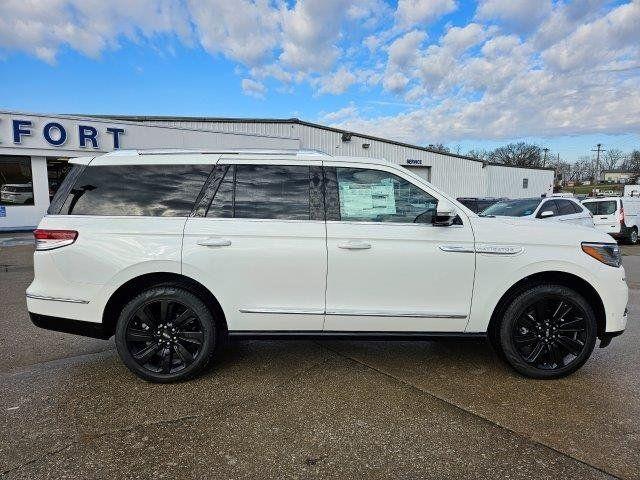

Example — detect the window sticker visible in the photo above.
[339,182,396,218]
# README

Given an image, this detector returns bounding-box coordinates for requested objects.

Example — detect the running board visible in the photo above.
[228,331,487,341]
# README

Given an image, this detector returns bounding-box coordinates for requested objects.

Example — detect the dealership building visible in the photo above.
[0,110,554,231]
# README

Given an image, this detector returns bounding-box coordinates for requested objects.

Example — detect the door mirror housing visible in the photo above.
[433,199,458,226]
[539,210,554,218]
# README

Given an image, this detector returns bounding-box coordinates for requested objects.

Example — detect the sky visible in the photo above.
[0,0,639,163]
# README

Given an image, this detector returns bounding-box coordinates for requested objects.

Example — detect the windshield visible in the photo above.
[480,198,542,217]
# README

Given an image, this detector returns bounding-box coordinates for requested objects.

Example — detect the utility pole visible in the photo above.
[542,147,549,167]
[591,143,606,183]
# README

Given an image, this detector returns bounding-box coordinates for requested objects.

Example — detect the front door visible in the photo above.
[182,160,327,332]
[323,163,476,333]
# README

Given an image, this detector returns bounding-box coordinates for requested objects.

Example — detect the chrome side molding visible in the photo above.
[439,244,524,255]
[239,307,325,315]
[26,293,90,304]
[240,307,467,319]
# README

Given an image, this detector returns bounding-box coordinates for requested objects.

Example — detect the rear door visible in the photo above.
[182,159,327,332]
[583,200,620,234]
[555,199,588,225]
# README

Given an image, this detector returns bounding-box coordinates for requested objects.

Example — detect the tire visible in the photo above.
[115,286,217,383]
[628,227,638,245]
[498,284,597,379]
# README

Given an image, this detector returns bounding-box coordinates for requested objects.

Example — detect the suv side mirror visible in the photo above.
[433,199,458,226]
[539,210,554,218]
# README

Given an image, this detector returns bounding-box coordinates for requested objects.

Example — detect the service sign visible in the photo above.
[406,158,422,165]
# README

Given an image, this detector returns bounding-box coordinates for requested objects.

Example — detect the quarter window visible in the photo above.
[333,167,438,223]
[57,164,212,216]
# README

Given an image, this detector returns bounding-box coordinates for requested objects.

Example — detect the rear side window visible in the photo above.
[205,164,322,220]
[56,164,212,217]
[556,199,578,215]
[583,201,617,215]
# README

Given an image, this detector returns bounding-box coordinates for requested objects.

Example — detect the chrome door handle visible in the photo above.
[338,241,372,250]
[197,238,232,247]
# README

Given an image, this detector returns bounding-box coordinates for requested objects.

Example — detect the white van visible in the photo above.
[582,197,640,244]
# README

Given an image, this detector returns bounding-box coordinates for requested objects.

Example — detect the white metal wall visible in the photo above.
[142,119,553,199]
[485,165,554,199]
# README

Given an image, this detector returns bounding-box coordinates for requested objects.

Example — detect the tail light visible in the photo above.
[33,229,78,250]
[618,207,625,225]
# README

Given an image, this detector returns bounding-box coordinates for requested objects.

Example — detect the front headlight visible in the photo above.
[581,242,622,267]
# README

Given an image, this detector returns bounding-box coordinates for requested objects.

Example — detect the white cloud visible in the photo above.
[387,30,426,68]
[0,0,191,63]
[321,103,358,122]
[279,0,351,73]
[476,0,552,33]
[0,0,638,143]
[394,0,457,30]
[541,1,640,72]
[241,78,266,98]
[188,0,282,66]
[316,67,357,94]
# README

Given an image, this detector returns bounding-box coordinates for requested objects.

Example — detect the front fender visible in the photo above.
[466,255,606,333]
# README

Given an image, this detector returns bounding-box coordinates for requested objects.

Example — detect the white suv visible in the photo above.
[27,150,628,382]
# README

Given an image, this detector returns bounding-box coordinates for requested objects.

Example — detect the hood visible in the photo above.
[469,216,612,247]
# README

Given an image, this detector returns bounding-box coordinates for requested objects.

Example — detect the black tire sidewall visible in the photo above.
[499,284,597,379]
[115,286,216,383]
[629,228,638,245]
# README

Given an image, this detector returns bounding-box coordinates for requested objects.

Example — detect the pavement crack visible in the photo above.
[319,342,622,480]
[1,354,333,477]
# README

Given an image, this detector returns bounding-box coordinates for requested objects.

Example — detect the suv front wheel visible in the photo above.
[498,284,597,379]
[115,286,217,382]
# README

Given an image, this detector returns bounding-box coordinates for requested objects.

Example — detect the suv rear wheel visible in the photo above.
[115,286,217,382]
[498,284,597,379]
[628,227,638,245]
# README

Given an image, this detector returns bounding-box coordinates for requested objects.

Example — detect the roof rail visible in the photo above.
[101,148,331,157]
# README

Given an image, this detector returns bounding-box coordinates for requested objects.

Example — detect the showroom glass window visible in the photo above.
[0,155,34,206]
[46,157,72,200]
[57,164,212,216]
[207,164,312,220]
[333,167,438,223]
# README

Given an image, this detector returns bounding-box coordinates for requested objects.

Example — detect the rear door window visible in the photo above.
[205,164,321,220]
[556,199,577,216]
[56,164,212,216]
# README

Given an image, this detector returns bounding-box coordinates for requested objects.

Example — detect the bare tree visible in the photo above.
[487,142,543,167]
[622,150,640,171]
[602,149,624,171]
[466,149,489,161]
[427,143,450,153]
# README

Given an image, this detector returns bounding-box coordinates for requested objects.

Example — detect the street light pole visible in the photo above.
[591,143,606,183]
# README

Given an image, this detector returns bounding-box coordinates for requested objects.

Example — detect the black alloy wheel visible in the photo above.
[115,286,216,382]
[499,285,597,379]
[512,298,588,370]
